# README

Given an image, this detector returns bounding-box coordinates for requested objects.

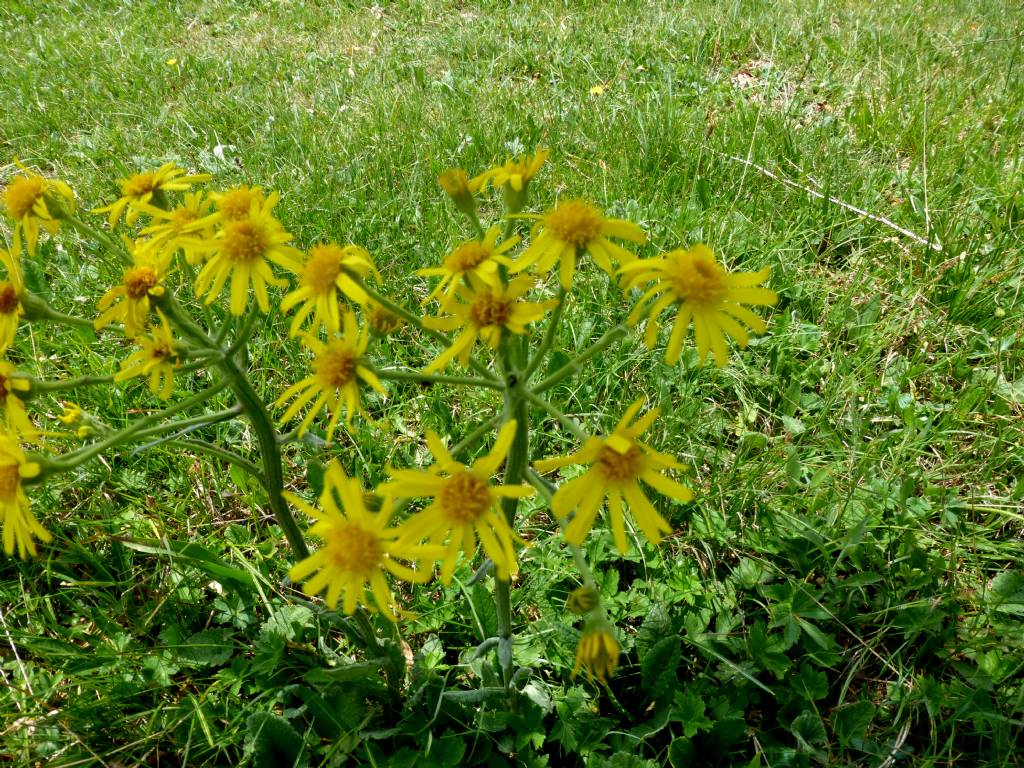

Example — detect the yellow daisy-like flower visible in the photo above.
[275,311,386,442]
[212,185,267,222]
[93,161,211,228]
[571,624,620,684]
[138,191,219,264]
[287,462,438,619]
[534,398,692,554]
[0,433,49,559]
[113,313,182,400]
[620,244,778,367]
[509,199,646,290]
[416,226,519,312]
[94,245,170,338]
[469,148,550,194]
[280,243,378,337]
[193,193,302,315]
[380,420,533,585]
[2,161,76,256]
[438,168,476,217]
[421,275,556,373]
[0,362,37,442]
[0,280,23,353]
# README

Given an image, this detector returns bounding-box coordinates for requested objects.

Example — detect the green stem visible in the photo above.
[35,382,229,475]
[523,286,565,381]
[533,324,627,395]
[525,469,598,591]
[64,216,131,265]
[27,373,114,395]
[521,388,588,441]
[20,292,103,331]
[164,438,266,489]
[127,405,244,447]
[373,367,504,390]
[450,413,503,459]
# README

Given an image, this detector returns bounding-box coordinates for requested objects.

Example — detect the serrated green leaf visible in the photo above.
[177,628,234,667]
[246,712,307,768]
[793,662,828,701]
[672,691,713,738]
[668,738,695,768]
[641,635,680,704]
[830,700,874,747]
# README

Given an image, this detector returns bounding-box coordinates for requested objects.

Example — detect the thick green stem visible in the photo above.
[373,367,503,390]
[533,324,627,394]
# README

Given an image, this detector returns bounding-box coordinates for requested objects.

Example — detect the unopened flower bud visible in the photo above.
[566,585,601,615]
[438,168,477,217]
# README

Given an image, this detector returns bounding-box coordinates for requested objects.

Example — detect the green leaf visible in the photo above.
[305,460,326,499]
[177,628,234,667]
[790,710,827,753]
[830,700,875,748]
[668,738,695,768]
[117,538,255,591]
[246,712,307,768]
[747,622,791,678]
[671,691,713,738]
[641,635,680,704]
[793,663,828,701]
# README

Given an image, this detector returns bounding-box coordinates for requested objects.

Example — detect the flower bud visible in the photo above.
[566,585,601,615]
[438,168,477,218]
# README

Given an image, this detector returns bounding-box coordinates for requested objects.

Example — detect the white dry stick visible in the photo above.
[720,152,943,252]
[0,603,32,707]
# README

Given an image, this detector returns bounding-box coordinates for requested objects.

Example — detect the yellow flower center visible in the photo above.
[221,220,268,264]
[669,251,727,305]
[3,176,44,220]
[545,200,603,247]
[302,245,344,295]
[217,187,261,221]
[596,444,645,483]
[151,340,174,360]
[122,172,157,198]
[124,265,159,299]
[313,343,357,389]
[0,374,9,401]
[326,521,382,576]
[170,206,199,230]
[439,471,492,523]
[0,464,19,502]
[469,295,512,327]
[446,242,491,272]
[0,283,19,315]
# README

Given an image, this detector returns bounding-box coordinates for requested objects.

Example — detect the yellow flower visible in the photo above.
[0,433,49,559]
[509,199,645,289]
[0,362,37,442]
[0,233,22,293]
[193,192,302,315]
[469,148,549,194]
[275,311,386,441]
[421,275,555,373]
[571,624,619,683]
[438,168,476,216]
[94,245,170,338]
[365,298,404,337]
[212,185,267,222]
[113,313,182,399]
[0,280,23,353]
[280,243,378,337]
[287,462,438,618]
[416,226,519,312]
[534,398,691,554]
[93,161,211,228]
[380,420,533,585]
[138,191,219,264]
[2,161,76,256]
[620,244,778,367]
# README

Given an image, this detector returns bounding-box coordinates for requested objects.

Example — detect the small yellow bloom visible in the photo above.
[0,362,38,442]
[275,311,386,442]
[509,199,646,289]
[94,245,169,338]
[572,624,619,683]
[194,192,302,315]
[416,226,519,312]
[287,462,439,618]
[93,161,211,228]
[469,148,550,195]
[280,243,378,337]
[212,185,267,222]
[421,275,555,373]
[620,244,778,367]
[0,280,23,353]
[2,161,76,256]
[365,298,404,337]
[0,433,49,559]
[438,168,476,216]
[138,191,219,264]
[566,585,601,615]
[380,420,533,585]
[113,313,182,399]
[534,398,691,554]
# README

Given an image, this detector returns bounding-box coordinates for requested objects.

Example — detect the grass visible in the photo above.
[1,0,1023,765]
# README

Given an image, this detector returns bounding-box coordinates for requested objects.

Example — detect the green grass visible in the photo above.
[2,0,1023,765]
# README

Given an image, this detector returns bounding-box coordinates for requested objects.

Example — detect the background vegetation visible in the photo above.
[1,0,1022,765]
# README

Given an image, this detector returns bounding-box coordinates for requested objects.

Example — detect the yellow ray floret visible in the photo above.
[380,420,533,585]
[280,243,378,337]
[571,624,620,684]
[138,191,219,264]
[93,161,211,228]
[0,280,23,354]
[620,244,778,367]
[193,192,302,315]
[534,398,692,554]
[94,242,171,338]
[0,361,38,443]
[421,275,556,373]
[469,148,549,194]
[0,433,49,559]
[275,311,386,442]
[509,199,645,290]
[416,226,519,312]
[286,462,439,619]
[2,160,76,256]
[113,313,182,400]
